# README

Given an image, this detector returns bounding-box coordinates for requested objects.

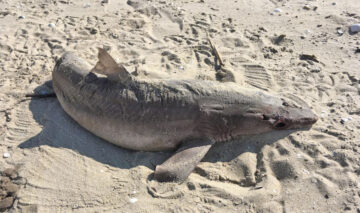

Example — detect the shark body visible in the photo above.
[52,50,317,181]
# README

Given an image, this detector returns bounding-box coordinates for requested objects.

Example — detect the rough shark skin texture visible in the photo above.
[52,51,317,182]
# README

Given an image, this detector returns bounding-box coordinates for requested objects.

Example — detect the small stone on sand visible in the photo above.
[340,118,348,124]
[48,23,55,28]
[3,153,10,158]
[303,5,311,10]
[350,24,360,33]
[129,197,138,203]
[89,28,98,35]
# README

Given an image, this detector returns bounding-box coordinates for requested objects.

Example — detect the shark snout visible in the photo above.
[289,108,318,128]
[298,115,318,125]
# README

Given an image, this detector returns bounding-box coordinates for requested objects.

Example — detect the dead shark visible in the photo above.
[52,49,318,182]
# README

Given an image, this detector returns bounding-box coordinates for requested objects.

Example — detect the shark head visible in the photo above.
[219,93,318,139]
[256,103,318,131]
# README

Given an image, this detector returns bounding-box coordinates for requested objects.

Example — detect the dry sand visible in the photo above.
[0,0,359,212]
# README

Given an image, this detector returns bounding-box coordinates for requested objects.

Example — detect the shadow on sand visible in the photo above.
[18,82,297,173]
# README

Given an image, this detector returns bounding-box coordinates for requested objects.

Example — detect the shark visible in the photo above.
[52,49,318,182]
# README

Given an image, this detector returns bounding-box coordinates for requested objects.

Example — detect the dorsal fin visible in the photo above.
[91,48,132,84]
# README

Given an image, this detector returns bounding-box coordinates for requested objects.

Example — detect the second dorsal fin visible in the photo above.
[91,48,132,84]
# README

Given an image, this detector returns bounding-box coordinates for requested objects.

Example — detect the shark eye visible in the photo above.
[274,117,287,128]
[274,121,286,128]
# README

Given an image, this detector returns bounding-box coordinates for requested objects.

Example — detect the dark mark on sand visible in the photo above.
[299,54,319,63]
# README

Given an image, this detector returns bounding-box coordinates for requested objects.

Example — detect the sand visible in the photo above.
[0,0,359,212]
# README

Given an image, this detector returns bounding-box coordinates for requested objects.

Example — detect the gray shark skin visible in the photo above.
[52,50,318,182]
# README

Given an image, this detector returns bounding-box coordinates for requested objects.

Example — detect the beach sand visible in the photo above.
[0,0,359,212]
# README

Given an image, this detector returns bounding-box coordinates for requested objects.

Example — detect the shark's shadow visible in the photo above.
[19,82,296,172]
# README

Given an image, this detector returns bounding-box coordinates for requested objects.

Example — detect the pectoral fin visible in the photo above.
[154,139,214,182]
[91,48,131,84]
